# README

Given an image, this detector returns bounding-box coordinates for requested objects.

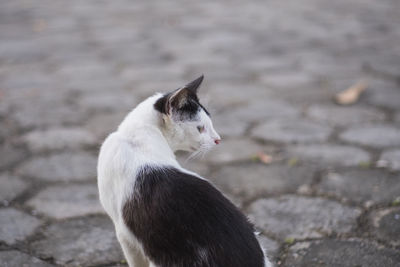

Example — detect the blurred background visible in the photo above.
[0,0,399,266]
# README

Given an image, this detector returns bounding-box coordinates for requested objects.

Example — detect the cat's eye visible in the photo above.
[197,125,205,133]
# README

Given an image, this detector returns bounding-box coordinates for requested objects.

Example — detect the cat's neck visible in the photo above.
[117,94,177,162]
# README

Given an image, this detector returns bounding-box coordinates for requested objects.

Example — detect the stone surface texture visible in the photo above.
[380,149,400,171]
[0,208,42,245]
[30,217,124,267]
[18,152,97,182]
[252,119,332,144]
[248,196,361,240]
[27,184,104,219]
[0,173,28,203]
[0,250,55,267]
[340,125,400,148]
[317,170,400,206]
[0,0,399,266]
[284,239,400,267]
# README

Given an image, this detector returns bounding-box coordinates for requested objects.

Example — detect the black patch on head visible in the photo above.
[123,166,265,267]
[153,92,172,115]
[154,90,210,121]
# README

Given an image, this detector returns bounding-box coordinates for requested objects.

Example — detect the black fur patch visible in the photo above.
[154,92,210,121]
[123,166,265,267]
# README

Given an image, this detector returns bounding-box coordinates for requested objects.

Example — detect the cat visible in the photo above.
[97,75,272,267]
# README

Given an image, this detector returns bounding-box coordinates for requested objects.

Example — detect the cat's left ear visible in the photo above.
[182,74,204,94]
[165,75,204,115]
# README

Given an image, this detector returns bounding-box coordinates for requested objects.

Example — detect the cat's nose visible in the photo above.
[214,139,221,145]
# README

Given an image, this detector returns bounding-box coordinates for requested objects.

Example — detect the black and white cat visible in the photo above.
[97,76,272,267]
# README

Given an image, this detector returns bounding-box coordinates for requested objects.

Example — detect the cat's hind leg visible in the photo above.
[116,230,149,267]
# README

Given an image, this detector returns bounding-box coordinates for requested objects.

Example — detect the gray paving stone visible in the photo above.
[252,119,332,144]
[260,71,315,89]
[286,144,370,167]
[340,125,400,148]
[76,90,136,113]
[31,216,124,267]
[27,184,104,219]
[12,99,83,130]
[206,84,271,111]
[85,111,126,141]
[0,173,28,203]
[201,138,264,165]
[18,151,97,182]
[370,208,400,246]
[211,164,315,203]
[366,86,400,110]
[0,250,55,267]
[248,195,361,240]
[0,208,41,245]
[21,127,97,153]
[220,99,300,124]
[283,239,400,267]
[380,149,400,171]
[213,112,249,138]
[307,104,386,126]
[395,112,400,123]
[0,143,26,170]
[317,170,400,205]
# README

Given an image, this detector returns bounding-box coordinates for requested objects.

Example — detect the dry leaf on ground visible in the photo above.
[256,152,273,164]
[335,80,368,105]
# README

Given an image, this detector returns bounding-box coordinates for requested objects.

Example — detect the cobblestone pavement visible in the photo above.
[1,0,400,266]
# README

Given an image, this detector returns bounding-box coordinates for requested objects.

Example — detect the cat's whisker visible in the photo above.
[186,149,202,162]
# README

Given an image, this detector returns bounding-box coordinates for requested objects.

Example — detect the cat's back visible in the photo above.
[123,165,266,267]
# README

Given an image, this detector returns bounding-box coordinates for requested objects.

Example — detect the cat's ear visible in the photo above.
[182,75,204,95]
[165,75,204,115]
[167,87,190,114]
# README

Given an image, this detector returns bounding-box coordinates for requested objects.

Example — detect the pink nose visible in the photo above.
[214,139,221,145]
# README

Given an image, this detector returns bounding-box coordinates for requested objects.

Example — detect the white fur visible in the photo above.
[97,93,272,267]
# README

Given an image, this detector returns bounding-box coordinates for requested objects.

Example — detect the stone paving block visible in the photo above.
[27,184,104,219]
[0,173,28,203]
[76,90,136,114]
[260,71,315,89]
[85,111,126,141]
[317,170,400,206]
[0,143,26,170]
[30,216,124,267]
[380,149,400,171]
[340,125,400,148]
[206,84,272,111]
[366,86,400,110]
[395,112,400,123]
[306,104,386,126]
[370,207,400,246]
[219,99,300,124]
[286,144,370,167]
[12,99,83,130]
[21,127,97,153]
[18,151,97,182]
[0,208,41,245]
[201,138,264,165]
[213,112,249,138]
[211,164,315,204]
[283,239,400,267]
[252,119,332,144]
[248,195,361,240]
[0,250,55,267]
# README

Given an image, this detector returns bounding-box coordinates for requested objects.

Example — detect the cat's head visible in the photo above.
[154,75,221,153]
